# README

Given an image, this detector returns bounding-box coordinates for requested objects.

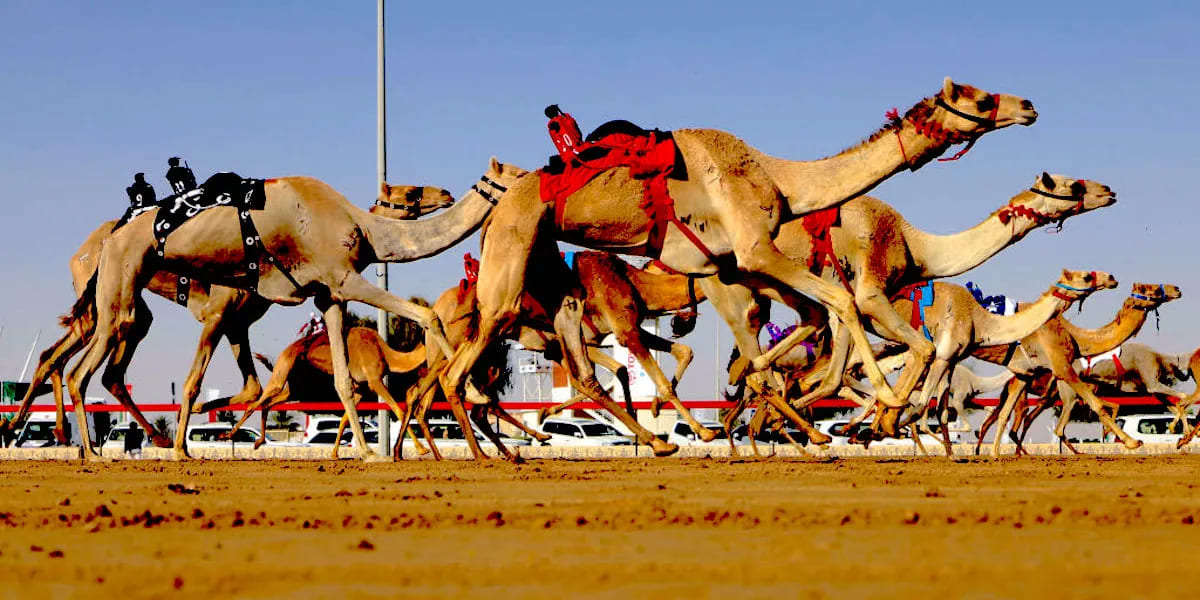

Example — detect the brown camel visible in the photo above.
[0,182,450,458]
[440,78,1037,447]
[224,327,426,458]
[750,173,1115,410]
[402,249,711,460]
[63,160,522,461]
[717,173,1114,442]
[972,283,1183,456]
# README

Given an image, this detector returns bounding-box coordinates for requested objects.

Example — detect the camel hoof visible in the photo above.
[1124,439,1144,450]
[536,408,549,424]
[649,398,662,418]
[649,439,679,457]
[697,426,717,443]
[749,355,771,373]
[150,434,172,448]
[361,452,392,463]
[53,429,70,446]
[170,449,192,462]
[84,452,114,463]
[808,430,832,446]
[533,432,551,443]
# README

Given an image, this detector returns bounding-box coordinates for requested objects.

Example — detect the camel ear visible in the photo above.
[942,76,955,99]
[1040,172,1055,190]
[380,181,390,196]
[489,156,501,174]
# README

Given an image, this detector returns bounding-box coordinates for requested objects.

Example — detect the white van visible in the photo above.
[184,423,284,449]
[538,417,632,446]
[1106,414,1194,445]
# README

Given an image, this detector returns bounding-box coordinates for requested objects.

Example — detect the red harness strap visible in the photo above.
[800,206,852,292]
[457,252,480,303]
[538,132,718,262]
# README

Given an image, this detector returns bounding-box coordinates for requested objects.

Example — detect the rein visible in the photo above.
[886,93,1000,169]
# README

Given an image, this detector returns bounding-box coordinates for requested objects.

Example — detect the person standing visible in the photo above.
[124,422,144,458]
[165,157,197,195]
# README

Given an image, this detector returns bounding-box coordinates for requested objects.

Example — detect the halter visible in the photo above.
[374,186,428,217]
[470,175,508,206]
[997,182,1088,234]
[1130,284,1168,330]
[1028,180,1088,232]
[887,93,1001,169]
[1052,273,1103,303]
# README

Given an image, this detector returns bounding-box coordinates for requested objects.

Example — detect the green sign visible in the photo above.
[1,381,52,404]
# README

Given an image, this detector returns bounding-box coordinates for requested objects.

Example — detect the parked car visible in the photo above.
[101,423,151,452]
[303,428,383,448]
[814,418,959,448]
[729,423,808,446]
[409,419,531,448]
[1104,414,1192,444]
[304,416,375,440]
[667,420,730,446]
[184,423,284,448]
[13,415,64,448]
[538,417,632,446]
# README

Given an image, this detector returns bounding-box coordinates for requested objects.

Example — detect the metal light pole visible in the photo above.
[375,0,391,455]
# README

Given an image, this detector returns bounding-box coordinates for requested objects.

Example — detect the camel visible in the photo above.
[0,182,450,458]
[224,327,427,458]
[401,249,711,460]
[972,283,1183,456]
[1075,343,1200,431]
[941,366,1015,432]
[742,173,1116,412]
[62,159,524,461]
[715,173,1115,441]
[440,78,1038,447]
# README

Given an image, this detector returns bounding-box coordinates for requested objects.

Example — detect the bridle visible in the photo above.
[1052,272,1104,305]
[888,93,1001,169]
[1130,284,1169,330]
[374,186,430,218]
[471,175,508,206]
[998,181,1089,233]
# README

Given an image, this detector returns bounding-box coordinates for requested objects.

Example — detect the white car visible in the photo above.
[13,415,66,448]
[1105,414,1193,444]
[538,417,632,446]
[303,428,382,448]
[101,424,151,452]
[304,416,375,440]
[409,419,531,448]
[184,423,284,448]
[814,418,959,448]
[667,420,729,446]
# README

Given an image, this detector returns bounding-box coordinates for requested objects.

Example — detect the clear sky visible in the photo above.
[1,1,1197,406]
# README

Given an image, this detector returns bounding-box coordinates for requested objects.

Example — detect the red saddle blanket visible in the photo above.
[538,131,707,259]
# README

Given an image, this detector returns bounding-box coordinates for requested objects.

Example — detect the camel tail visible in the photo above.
[254,352,275,371]
[59,273,98,331]
[382,343,426,374]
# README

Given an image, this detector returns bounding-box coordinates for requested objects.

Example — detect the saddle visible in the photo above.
[538,119,710,261]
[150,172,276,301]
[893,280,936,341]
[966,281,1015,316]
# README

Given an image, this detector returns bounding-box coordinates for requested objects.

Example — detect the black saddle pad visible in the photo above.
[154,172,266,247]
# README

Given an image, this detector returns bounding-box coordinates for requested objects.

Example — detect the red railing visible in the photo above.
[0,395,1176,414]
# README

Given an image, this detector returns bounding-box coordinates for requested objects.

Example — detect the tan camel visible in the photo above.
[223,327,426,458]
[941,366,1015,432]
[716,173,1114,442]
[972,283,1183,456]
[402,249,710,459]
[63,160,522,461]
[0,182,450,458]
[441,78,1037,446]
[746,173,1116,412]
[1075,343,1199,430]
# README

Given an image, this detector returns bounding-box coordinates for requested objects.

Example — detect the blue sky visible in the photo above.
[0,1,1197,405]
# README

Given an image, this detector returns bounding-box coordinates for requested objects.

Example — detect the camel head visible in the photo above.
[1128,282,1182,310]
[934,77,1038,134]
[1005,173,1117,230]
[464,157,531,207]
[371,183,455,219]
[1054,269,1118,301]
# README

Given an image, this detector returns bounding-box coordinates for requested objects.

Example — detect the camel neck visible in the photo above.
[629,268,706,314]
[749,118,945,216]
[974,285,1073,347]
[1064,299,1149,357]
[360,190,494,263]
[906,191,1042,279]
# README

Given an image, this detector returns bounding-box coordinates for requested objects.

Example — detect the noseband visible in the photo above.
[374,186,429,218]
[1052,272,1103,302]
[1028,180,1089,233]
[471,175,508,206]
[1130,284,1168,330]
[889,93,1002,168]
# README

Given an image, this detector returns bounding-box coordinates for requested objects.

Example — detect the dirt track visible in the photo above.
[1,456,1197,599]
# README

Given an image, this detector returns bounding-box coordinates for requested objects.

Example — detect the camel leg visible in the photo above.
[99,304,170,449]
[1050,383,1082,455]
[554,297,676,454]
[1050,358,1141,450]
[171,317,224,459]
[364,376,429,455]
[3,325,85,442]
[854,286,936,406]
[988,377,1029,458]
[588,348,634,418]
[1179,418,1200,449]
[318,301,380,461]
[488,404,549,442]
[609,324,713,440]
[470,405,515,461]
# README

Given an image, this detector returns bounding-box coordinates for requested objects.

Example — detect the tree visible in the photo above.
[271,411,297,431]
[152,415,173,439]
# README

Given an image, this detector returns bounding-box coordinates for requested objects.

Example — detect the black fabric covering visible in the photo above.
[153,172,266,252]
[543,119,688,181]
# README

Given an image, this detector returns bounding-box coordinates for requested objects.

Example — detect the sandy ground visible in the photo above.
[1,456,1197,599]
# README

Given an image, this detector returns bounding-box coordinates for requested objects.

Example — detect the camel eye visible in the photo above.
[1070,181,1086,197]
[1084,273,1093,282]
[976,95,996,113]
